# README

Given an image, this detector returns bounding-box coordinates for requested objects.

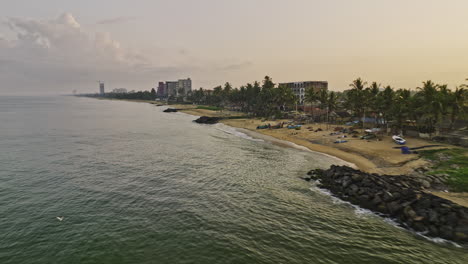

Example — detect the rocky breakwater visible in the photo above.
[305,165,468,243]
[194,116,221,124]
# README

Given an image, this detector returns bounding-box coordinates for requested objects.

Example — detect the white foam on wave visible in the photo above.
[215,123,264,142]
[310,184,374,217]
[309,183,463,248]
[226,126,356,168]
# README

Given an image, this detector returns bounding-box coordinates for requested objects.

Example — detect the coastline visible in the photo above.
[85,99,468,206]
[116,100,443,175]
[171,104,468,207]
[219,124,357,168]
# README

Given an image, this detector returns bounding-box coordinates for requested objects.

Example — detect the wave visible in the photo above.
[215,124,264,142]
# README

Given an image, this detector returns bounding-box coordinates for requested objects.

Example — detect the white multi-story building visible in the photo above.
[176,78,192,95]
[158,78,192,97]
[166,81,178,97]
[99,82,105,95]
[278,81,328,104]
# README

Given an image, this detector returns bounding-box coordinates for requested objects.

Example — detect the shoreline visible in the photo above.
[217,124,357,168]
[82,98,468,206]
[105,99,444,175]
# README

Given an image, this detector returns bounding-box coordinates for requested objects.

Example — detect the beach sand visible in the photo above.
[138,102,466,205]
[221,118,449,175]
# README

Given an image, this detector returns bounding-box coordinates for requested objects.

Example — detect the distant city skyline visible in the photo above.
[1,0,467,95]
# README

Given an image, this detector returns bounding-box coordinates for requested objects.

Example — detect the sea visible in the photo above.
[0,96,467,264]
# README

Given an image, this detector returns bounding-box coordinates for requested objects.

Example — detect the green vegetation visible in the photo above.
[80,76,467,125]
[190,76,296,117]
[419,148,468,192]
[196,105,224,111]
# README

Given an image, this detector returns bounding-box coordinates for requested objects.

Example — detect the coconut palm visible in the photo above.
[391,89,412,134]
[304,87,319,118]
[449,87,467,129]
[346,78,368,127]
[415,80,442,133]
[376,85,394,125]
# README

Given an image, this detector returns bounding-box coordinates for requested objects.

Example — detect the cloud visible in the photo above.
[0,13,185,93]
[97,16,136,25]
[0,13,255,94]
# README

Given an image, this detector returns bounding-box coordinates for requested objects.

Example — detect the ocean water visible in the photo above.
[0,96,466,264]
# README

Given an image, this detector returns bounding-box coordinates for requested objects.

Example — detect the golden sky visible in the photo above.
[1,0,467,94]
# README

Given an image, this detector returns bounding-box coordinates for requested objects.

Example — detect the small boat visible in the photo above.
[392,135,406,145]
[334,140,348,144]
[287,125,301,129]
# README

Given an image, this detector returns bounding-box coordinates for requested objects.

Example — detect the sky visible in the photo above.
[0,0,467,95]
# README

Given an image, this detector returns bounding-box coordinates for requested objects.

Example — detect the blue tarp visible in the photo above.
[401,146,411,154]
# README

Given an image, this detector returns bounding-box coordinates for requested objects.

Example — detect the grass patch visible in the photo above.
[223,115,251,119]
[419,148,468,192]
[196,105,224,111]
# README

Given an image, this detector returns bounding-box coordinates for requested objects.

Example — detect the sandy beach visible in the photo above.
[101,101,467,206]
[221,118,448,175]
[170,105,468,206]
[167,104,446,175]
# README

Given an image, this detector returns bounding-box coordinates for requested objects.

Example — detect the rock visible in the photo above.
[421,180,431,189]
[194,116,221,124]
[342,178,352,188]
[454,226,468,241]
[351,173,363,182]
[163,108,179,112]
[439,226,454,239]
[428,210,439,223]
[446,212,458,226]
[387,201,402,215]
[372,195,383,205]
[412,222,426,232]
[383,191,394,202]
[306,165,468,243]
[429,225,439,236]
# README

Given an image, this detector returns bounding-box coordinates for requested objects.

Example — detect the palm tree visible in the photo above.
[376,85,394,125]
[415,80,441,133]
[391,89,412,135]
[304,87,319,120]
[327,91,337,124]
[368,82,380,123]
[347,78,368,127]
[449,87,467,129]
[276,84,296,112]
[438,84,451,119]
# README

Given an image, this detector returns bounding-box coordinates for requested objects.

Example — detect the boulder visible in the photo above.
[194,116,221,124]
[303,165,468,243]
[163,108,179,113]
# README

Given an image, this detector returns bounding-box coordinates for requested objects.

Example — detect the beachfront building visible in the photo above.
[99,82,105,95]
[278,81,328,104]
[156,82,166,97]
[157,78,192,98]
[166,81,178,97]
[176,78,192,95]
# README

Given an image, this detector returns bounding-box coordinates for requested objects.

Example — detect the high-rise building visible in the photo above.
[176,78,192,95]
[278,81,328,104]
[166,81,178,97]
[158,78,192,97]
[157,82,166,97]
[99,82,105,95]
